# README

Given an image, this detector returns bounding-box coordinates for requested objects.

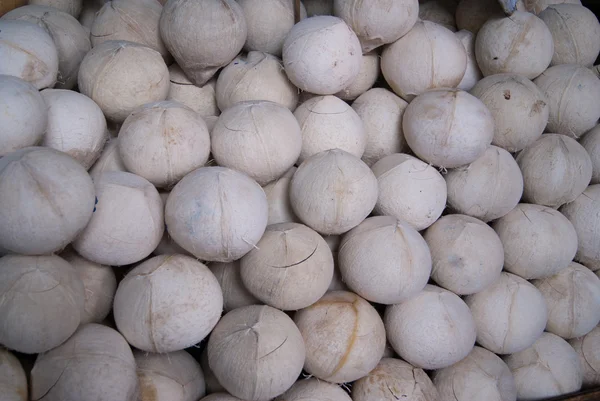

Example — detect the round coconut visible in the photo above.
[28,0,82,17]
[199,348,225,394]
[0,349,28,401]
[455,0,506,34]
[72,171,164,266]
[294,290,386,383]
[0,147,95,255]
[0,20,59,89]
[167,64,219,117]
[30,323,139,401]
[211,100,302,185]
[372,153,447,231]
[240,222,334,310]
[569,326,600,388]
[335,51,379,101]
[581,125,600,184]
[304,0,333,16]
[165,166,269,262]
[88,138,127,181]
[402,89,494,168]
[153,191,191,257]
[381,20,467,101]
[470,73,549,152]
[282,15,362,95]
[0,75,47,157]
[504,332,583,400]
[445,145,524,222]
[465,272,548,354]
[524,0,582,14]
[290,149,378,235]
[262,167,300,225]
[159,0,247,86]
[208,305,305,400]
[209,260,259,312]
[455,30,483,91]
[0,254,85,354]
[419,0,457,31]
[114,254,223,353]
[274,378,351,401]
[534,64,600,139]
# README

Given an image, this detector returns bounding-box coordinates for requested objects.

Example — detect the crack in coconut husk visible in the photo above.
[326,299,360,380]
[259,336,288,360]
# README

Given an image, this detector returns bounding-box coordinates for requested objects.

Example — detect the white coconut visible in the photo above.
[200,395,242,401]
[335,51,379,101]
[263,167,300,225]
[199,348,225,394]
[209,260,259,312]
[153,191,191,256]
[304,0,333,16]
[0,20,59,89]
[524,0,582,14]
[445,146,524,222]
[534,64,600,139]
[0,147,95,255]
[455,30,483,91]
[402,89,494,168]
[455,0,506,34]
[211,101,302,185]
[167,64,220,117]
[372,153,447,231]
[28,0,82,17]
[419,0,457,31]
[282,15,362,95]
[290,149,378,235]
[274,378,351,401]
[208,305,306,400]
[30,324,139,401]
[323,234,346,292]
[569,326,600,388]
[0,75,47,157]
[0,349,28,401]
[580,125,600,184]
[88,137,126,181]
[165,166,269,262]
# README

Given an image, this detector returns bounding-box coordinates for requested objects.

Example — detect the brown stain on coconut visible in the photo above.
[138,373,158,401]
[326,298,360,380]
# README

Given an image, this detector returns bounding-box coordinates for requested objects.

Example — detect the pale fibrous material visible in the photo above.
[30,324,139,401]
[29,0,82,17]
[262,167,300,225]
[524,0,582,14]
[294,291,386,383]
[0,348,28,401]
[153,191,192,256]
[290,149,378,235]
[335,51,379,101]
[199,348,225,394]
[402,89,494,168]
[455,30,483,91]
[455,0,506,34]
[241,222,334,310]
[167,64,220,117]
[208,305,306,400]
[114,254,223,353]
[209,260,259,312]
[465,272,548,354]
[569,326,600,388]
[419,0,457,31]
[274,378,351,401]
[88,138,127,181]
[165,167,269,262]
[580,125,600,184]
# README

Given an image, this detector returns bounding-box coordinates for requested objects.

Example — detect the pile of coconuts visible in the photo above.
[2,0,600,400]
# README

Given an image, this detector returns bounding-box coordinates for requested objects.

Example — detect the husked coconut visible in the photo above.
[419,0,457,31]
[199,348,225,394]
[29,0,82,17]
[335,51,379,101]
[580,125,600,184]
[88,138,127,181]
[153,191,191,256]
[569,326,600,388]
[455,0,506,33]
[167,64,220,117]
[524,0,582,14]
[455,30,483,91]
[274,378,351,401]
[262,167,300,225]
[209,260,260,312]
[324,234,347,291]
[0,349,28,401]
[304,0,333,16]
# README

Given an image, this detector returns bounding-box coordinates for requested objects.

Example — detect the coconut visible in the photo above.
[524,0,582,14]
[167,64,220,117]
[381,20,466,101]
[580,125,600,184]
[282,15,362,95]
[455,30,483,91]
[201,395,242,401]
[0,349,28,401]
[79,0,104,32]
[274,378,351,401]
[0,20,59,89]
[402,89,494,168]
[153,191,191,256]
[199,348,225,394]
[445,146,524,222]
[290,149,378,235]
[304,0,333,16]
[88,138,127,181]
[372,153,447,231]
[208,305,305,400]
[0,147,95,255]
[28,0,82,17]
[569,326,600,388]
[211,101,302,185]
[323,234,346,291]
[419,0,457,31]
[209,260,260,312]
[455,0,505,33]
[262,167,300,225]
[335,51,379,101]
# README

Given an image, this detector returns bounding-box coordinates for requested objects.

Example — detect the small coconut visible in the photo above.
[88,137,127,181]
[569,326,600,388]
[455,0,506,34]
[167,64,219,117]
[209,260,260,312]
[262,167,300,225]
[153,191,191,256]
[0,349,28,401]
[524,0,582,14]
[28,0,82,17]
[199,348,225,394]
[274,378,351,401]
[304,0,333,16]
[334,51,379,101]
[580,125,600,184]
[419,0,457,31]
[455,30,483,91]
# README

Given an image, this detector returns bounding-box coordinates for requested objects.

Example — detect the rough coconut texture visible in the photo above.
[29,0,82,17]
[114,254,223,353]
[262,167,300,225]
[294,290,386,383]
[419,0,457,31]
[159,0,247,86]
[118,100,211,188]
[211,101,302,185]
[240,222,334,310]
[274,378,351,401]
[282,16,362,95]
[31,323,139,401]
[445,146,524,222]
[534,64,600,139]
[88,138,127,181]
[209,260,260,312]
[580,125,600,184]
[335,51,379,101]
[455,0,506,34]
[455,30,483,91]
[167,64,220,117]
[432,346,517,401]
[372,153,447,231]
[208,305,306,400]
[0,75,47,157]
[3,5,91,90]
[304,0,333,16]
[0,348,28,401]
[402,89,494,168]
[470,73,549,152]
[72,171,164,266]
[0,147,95,255]
[199,348,225,394]
[216,52,298,112]
[381,20,467,101]
[351,88,409,167]
[569,326,600,388]
[165,166,269,262]
[40,89,108,169]
[290,149,378,235]
[0,20,59,89]
[504,332,583,400]
[524,0,582,14]
[465,272,548,354]
[475,11,553,79]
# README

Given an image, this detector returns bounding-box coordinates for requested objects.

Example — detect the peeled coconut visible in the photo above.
[30,323,139,401]
[455,30,483,91]
[569,326,600,388]
[290,149,378,235]
[455,0,506,33]
[0,147,95,255]
[381,20,466,101]
[524,0,582,14]
[160,0,247,86]
[167,64,219,117]
[580,125,600,184]
[88,137,126,181]
[372,153,447,231]
[294,290,386,383]
[445,145,524,222]
[209,260,259,312]
[263,167,300,225]
[0,349,28,401]
[211,100,302,185]
[28,0,82,17]
[419,0,457,31]
[335,51,379,101]
[0,75,47,157]
[274,378,351,401]
[0,20,59,89]
[165,166,269,262]
[199,348,225,394]
[402,89,494,168]
[282,15,362,95]
[304,0,333,16]
[208,305,306,400]
[153,191,191,257]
